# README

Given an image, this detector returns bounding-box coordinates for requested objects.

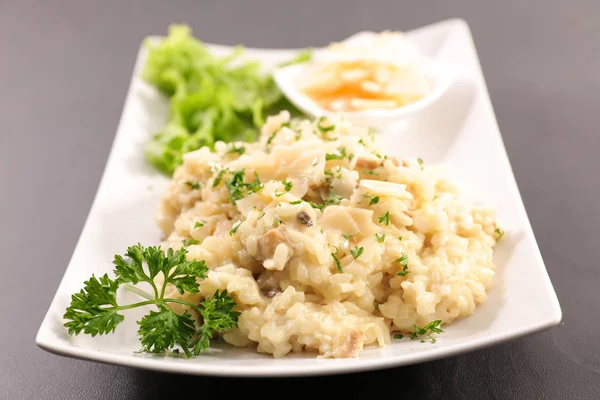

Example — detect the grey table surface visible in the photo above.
[1,1,599,399]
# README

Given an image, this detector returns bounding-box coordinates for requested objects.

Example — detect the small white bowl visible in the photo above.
[274,56,456,131]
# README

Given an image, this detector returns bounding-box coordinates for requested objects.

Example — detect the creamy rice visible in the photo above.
[155,111,499,358]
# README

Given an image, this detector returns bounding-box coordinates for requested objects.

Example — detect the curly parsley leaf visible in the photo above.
[138,306,197,357]
[63,274,123,337]
[193,289,240,354]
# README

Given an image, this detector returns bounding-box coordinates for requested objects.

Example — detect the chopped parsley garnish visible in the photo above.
[342,233,353,240]
[376,233,386,243]
[257,211,266,220]
[325,147,347,161]
[494,227,504,239]
[350,246,364,260]
[185,181,201,190]
[363,170,378,175]
[275,219,283,227]
[394,333,404,340]
[309,193,344,211]
[368,127,376,140]
[226,145,246,155]
[290,200,303,205]
[417,157,424,170]
[331,251,343,273]
[212,169,227,187]
[325,193,344,206]
[409,320,443,343]
[63,244,239,357]
[378,211,390,225]
[182,238,200,246]
[246,172,263,193]
[308,202,322,210]
[229,222,241,236]
[398,236,403,241]
[362,193,380,205]
[275,191,285,197]
[317,116,335,132]
[282,180,293,191]
[396,252,409,276]
[358,138,366,146]
[224,169,263,203]
[266,131,278,146]
[194,220,206,229]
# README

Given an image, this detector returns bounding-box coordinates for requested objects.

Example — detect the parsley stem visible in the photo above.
[114,300,160,311]
[122,283,154,300]
[163,298,205,315]
[110,298,204,315]
[116,285,206,315]
[159,275,169,300]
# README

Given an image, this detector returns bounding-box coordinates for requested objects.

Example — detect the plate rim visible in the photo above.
[35,17,562,377]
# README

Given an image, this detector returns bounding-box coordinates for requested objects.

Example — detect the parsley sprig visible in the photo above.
[63,244,240,358]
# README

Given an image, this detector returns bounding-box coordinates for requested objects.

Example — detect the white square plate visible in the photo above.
[36,18,561,377]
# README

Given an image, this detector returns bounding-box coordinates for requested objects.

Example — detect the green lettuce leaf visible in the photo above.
[141,24,309,175]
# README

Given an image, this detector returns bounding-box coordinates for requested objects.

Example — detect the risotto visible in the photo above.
[155,111,499,358]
